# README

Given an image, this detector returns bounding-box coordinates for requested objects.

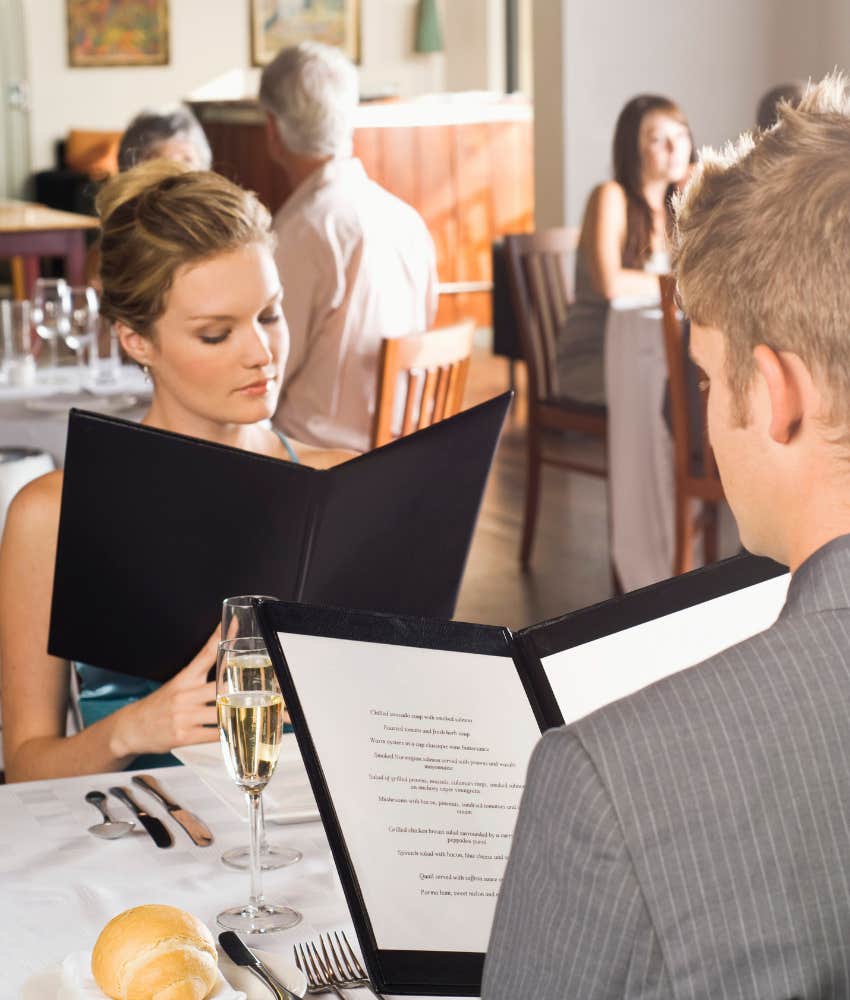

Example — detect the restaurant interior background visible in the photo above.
[1,0,849,629]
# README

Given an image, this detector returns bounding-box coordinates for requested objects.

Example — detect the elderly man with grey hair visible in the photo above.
[259,42,437,452]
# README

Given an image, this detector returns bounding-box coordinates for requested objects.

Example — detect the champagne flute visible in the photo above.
[216,636,302,933]
[31,277,71,385]
[220,595,302,871]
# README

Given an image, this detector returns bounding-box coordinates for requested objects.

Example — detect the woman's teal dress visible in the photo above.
[74,430,299,769]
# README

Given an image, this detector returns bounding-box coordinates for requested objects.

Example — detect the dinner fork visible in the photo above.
[294,932,383,998]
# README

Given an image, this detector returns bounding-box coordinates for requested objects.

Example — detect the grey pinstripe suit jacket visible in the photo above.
[483,536,850,999]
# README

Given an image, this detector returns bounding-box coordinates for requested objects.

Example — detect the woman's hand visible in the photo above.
[111,627,221,757]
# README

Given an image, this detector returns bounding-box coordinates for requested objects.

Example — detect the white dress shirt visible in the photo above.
[272,157,438,452]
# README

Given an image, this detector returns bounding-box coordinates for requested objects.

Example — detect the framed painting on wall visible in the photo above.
[251,0,360,66]
[67,0,170,67]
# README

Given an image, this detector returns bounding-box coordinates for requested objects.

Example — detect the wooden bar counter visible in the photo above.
[189,94,534,326]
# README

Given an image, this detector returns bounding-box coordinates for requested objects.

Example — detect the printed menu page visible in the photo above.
[542,573,790,724]
[277,632,541,953]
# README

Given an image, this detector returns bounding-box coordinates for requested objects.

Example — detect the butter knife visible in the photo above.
[219,931,306,1000]
[132,773,214,847]
[108,785,173,848]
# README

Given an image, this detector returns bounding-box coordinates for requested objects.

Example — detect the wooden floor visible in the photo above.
[453,347,614,632]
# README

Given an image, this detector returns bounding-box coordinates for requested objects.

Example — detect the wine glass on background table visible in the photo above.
[221,595,302,872]
[31,278,71,385]
[216,636,302,934]
[66,286,99,382]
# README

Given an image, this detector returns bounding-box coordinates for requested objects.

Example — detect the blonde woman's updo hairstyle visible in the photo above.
[96,160,274,336]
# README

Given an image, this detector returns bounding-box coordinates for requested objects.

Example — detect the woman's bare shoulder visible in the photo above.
[588,180,628,213]
[4,469,63,537]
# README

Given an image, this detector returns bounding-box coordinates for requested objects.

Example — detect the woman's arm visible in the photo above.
[0,472,219,782]
[582,182,664,300]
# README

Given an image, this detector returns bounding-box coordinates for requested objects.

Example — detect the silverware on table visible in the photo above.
[132,773,214,846]
[219,931,306,1000]
[84,790,135,839]
[294,931,383,998]
[108,785,173,848]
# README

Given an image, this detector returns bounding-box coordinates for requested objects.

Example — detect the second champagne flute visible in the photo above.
[220,595,302,871]
[216,636,302,934]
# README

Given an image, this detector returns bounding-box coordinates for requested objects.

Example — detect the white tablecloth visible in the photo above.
[1,756,469,999]
[0,366,150,467]
[605,302,738,592]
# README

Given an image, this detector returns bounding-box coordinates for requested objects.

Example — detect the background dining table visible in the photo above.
[2,743,471,1000]
[0,364,150,466]
[605,299,739,593]
[0,200,99,299]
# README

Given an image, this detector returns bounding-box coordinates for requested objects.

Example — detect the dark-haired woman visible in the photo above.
[558,95,694,404]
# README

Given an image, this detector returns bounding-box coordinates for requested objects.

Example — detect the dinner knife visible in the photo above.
[132,773,214,847]
[108,785,173,849]
[219,931,306,1000]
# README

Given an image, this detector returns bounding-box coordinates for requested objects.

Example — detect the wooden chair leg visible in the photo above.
[673,492,689,576]
[703,501,718,565]
[10,257,26,300]
[520,429,542,570]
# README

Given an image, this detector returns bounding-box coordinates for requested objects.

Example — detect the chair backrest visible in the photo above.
[659,274,720,487]
[504,229,578,403]
[370,320,476,448]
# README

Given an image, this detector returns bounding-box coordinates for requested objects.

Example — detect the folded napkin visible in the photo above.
[174,734,320,825]
[58,950,246,1000]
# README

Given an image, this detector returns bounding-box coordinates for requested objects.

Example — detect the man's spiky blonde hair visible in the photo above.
[673,73,850,427]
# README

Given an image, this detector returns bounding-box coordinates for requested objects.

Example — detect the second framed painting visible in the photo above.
[251,0,360,66]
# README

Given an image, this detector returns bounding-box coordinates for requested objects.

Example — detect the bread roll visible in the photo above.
[91,904,219,1000]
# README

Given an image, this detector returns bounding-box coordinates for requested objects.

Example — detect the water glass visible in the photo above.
[216,636,301,934]
[31,278,71,384]
[67,286,99,380]
[88,315,123,386]
[0,299,37,387]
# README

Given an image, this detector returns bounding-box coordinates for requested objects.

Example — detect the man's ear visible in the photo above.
[753,344,806,444]
[264,112,286,165]
[115,321,153,369]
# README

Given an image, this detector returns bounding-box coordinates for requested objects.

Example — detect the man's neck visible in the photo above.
[285,153,335,191]
[776,462,850,573]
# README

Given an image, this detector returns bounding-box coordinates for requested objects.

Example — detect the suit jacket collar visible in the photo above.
[780,533,850,618]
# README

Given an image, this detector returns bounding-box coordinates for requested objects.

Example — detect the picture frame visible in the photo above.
[66,0,170,68]
[250,0,360,67]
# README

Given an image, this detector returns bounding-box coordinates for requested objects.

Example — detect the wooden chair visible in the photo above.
[659,273,724,575]
[370,321,476,448]
[504,230,607,568]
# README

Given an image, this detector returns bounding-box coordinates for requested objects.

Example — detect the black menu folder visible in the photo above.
[48,393,511,682]
[255,553,791,995]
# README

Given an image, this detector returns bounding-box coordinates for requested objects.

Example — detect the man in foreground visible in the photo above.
[483,74,850,998]
[259,42,437,452]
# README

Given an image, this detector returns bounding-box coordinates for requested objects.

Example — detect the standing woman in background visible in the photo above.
[558,95,694,404]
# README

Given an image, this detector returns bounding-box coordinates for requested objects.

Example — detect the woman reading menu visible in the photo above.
[0,161,348,782]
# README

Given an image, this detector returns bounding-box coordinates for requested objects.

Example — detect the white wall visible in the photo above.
[535,0,847,227]
[22,0,453,172]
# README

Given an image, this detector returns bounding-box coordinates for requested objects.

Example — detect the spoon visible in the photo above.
[85,790,135,839]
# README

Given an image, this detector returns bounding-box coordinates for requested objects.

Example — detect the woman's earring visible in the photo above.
[142,364,151,383]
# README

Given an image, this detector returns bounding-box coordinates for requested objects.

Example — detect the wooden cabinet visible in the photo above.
[190,96,534,327]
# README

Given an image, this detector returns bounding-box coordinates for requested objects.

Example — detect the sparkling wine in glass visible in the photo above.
[220,595,302,872]
[31,277,71,385]
[216,636,301,934]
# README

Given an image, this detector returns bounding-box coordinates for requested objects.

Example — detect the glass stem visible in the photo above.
[49,336,58,371]
[248,789,264,910]
[259,795,269,853]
